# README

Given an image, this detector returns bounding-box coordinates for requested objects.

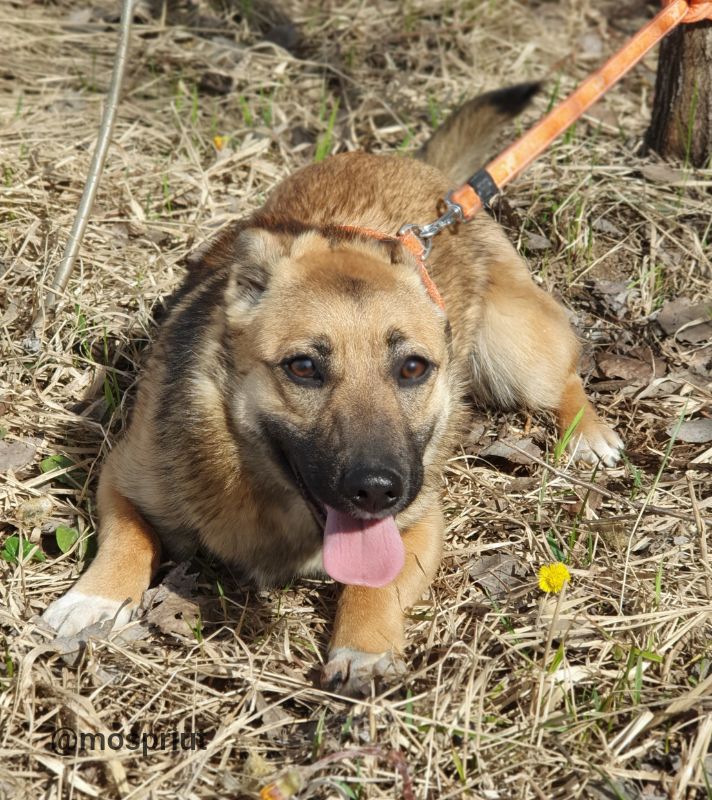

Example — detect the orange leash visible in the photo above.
[408,0,712,248]
[663,0,712,23]
[345,0,711,312]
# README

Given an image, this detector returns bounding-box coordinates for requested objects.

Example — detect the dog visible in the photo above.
[42,83,623,695]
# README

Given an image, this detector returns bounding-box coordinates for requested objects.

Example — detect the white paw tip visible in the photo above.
[570,428,624,467]
[41,591,135,638]
[322,647,405,696]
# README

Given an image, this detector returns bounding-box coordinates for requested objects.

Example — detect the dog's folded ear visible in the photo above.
[185,221,249,274]
[180,221,252,300]
[224,227,287,318]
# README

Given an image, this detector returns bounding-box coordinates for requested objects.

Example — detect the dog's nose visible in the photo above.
[341,467,403,514]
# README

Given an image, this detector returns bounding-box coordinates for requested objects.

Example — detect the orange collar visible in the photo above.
[336,225,445,311]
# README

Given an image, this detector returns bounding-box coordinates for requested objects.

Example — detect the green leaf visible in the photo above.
[638,649,663,663]
[3,644,14,679]
[548,641,565,673]
[546,531,565,562]
[40,454,74,473]
[334,783,358,800]
[55,526,80,554]
[39,454,85,488]
[1,535,45,564]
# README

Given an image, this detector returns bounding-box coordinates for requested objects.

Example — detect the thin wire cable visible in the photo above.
[39,0,135,319]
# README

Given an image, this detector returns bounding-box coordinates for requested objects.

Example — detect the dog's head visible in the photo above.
[219,225,455,586]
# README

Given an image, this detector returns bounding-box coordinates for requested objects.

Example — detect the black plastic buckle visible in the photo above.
[468,168,499,208]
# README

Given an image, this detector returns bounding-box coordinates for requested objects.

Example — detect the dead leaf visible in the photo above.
[592,217,622,236]
[146,593,202,638]
[641,163,688,185]
[585,103,619,130]
[577,32,604,59]
[254,692,295,739]
[466,423,486,446]
[198,71,234,96]
[628,346,667,378]
[0,301,18,327]
[506,476,539,493]
[637,370,707,399]
[589,279,633,317]
[597,521,630,552]
[597,353,653,383]
[33,614,125,668]
[105,222,130,247]
[689,346,712,378]
[64,7,94,31]
[0,437,41,472]
[264,22,300,52]
[524,232,552,251]
[141,562,202,639]
[657,299,712,344]
[478,437,542,465]
[668,418,712,444]
[470,553,527,597]
[567,486,604,517]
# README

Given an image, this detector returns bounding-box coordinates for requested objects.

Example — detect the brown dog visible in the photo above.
[42,84,622,694]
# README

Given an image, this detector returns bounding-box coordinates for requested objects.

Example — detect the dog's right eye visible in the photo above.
[283,356,322,384]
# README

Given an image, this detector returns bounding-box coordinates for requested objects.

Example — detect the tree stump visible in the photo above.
[645,20,712,167]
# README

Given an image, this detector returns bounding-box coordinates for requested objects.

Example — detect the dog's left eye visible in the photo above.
[398,356,431,384]
[284,356,322,384]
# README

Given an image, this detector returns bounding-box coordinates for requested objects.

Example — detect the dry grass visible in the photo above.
[1,0,711,798]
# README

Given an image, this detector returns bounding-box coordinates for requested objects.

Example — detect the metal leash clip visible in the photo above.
[398,194,465,259]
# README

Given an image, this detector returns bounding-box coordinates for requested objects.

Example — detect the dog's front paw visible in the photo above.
[321,648,406,696]
[41,590,135,637]
[569,422,624,467]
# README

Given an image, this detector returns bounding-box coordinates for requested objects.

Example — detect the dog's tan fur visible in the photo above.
[43,85,622,695]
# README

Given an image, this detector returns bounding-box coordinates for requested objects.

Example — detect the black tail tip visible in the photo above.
[488,81,542,116]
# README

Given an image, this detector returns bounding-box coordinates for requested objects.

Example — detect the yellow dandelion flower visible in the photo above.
[538,562,571,593]
[213,135,228,151]
[260,771,302,800]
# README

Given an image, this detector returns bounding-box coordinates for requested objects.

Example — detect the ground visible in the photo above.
[1,0,711,798]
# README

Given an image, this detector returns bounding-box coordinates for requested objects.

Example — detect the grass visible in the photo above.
[1,0,711,798]
[315,95,340,163]
[553,406,585,463]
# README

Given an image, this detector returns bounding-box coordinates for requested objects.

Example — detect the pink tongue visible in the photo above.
[323,506,405,587]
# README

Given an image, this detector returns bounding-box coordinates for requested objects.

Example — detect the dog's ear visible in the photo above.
[185,221,249,274]
[181,221,251,299]
[225,227,287,317]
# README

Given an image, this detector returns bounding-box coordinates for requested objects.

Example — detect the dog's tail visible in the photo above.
[416,81,540,186]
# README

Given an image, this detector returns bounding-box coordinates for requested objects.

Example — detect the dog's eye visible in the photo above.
[284,356,322,384]
[398,356,430,384]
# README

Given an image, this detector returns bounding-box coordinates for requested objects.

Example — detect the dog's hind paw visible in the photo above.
[569,422,624,467]
[41,590,135,638]
[321,647,406,696]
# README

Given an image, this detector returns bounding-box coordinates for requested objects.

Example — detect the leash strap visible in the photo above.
[413,0,711,233]
[339,0,711,314]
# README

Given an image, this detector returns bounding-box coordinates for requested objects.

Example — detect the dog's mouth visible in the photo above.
[286,457,326,527]
[285,458,405,589]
